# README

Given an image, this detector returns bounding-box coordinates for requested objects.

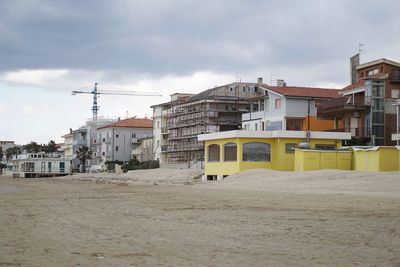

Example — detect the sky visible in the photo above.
[0,0,399,145]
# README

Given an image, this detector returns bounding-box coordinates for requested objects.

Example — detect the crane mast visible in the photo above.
[92,83,99,121]
[72,83,161,122]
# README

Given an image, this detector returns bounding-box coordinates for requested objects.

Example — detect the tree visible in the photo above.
[5,146,21,161]
[22,142,41,153]
[46,140,57,153]
[76,146,92,173]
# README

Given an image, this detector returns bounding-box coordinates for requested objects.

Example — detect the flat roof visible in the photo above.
[198,130,351,141]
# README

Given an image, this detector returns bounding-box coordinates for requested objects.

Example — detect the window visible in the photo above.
[102,138,105,142]
[116,134,119,138]
[41,162,46,172]
[367,69,379,76]
[208,144,220,162]
[391,89,399,99]
[224,143,237,161]
[102,152,105,156]
[132,133,136,138]
[315,144,336,150]
[275,98,281,109]
[48,162,52,172]
[157,121,160,129]
[243,142,271,161]
[115,146,119,152]
[285,143,297,153]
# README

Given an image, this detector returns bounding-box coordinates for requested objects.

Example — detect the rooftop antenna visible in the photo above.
[235,72,241,82]
[270,73,276,85]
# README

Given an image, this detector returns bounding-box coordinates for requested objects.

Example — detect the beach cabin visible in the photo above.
[352,146,400,172]
[198,130,351,180]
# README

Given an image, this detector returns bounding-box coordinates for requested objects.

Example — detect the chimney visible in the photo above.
[69,128,72,134]
[350,53,360,84]
[257,77,263,85]
[277,79,286,87]
[118,117,120,122]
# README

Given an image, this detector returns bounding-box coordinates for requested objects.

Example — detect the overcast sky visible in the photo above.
[0,0,399,144]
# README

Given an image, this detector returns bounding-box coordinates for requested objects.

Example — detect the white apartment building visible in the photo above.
[132,136,153,162]
[61,131,73,157]
[151,93,194,163]
[242,84,340,132]
[93,117,153,165]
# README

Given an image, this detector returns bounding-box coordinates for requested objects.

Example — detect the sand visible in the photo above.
[0,169,399,266]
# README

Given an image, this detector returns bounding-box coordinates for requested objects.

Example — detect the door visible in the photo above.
[59,162,65,173]
[350,118,358,136]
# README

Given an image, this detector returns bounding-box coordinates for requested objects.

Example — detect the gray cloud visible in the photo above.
[0,0,399,84]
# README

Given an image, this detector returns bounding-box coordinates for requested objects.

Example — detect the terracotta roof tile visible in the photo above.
[342,80,365,92]
[262,85,341,99]
[97,117,153,130]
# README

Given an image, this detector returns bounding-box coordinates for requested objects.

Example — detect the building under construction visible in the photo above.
[152,79,265,163]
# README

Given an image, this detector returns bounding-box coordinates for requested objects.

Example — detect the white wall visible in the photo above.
[97,127,153,163]
[241,92,286,131]
[286,98,316,117]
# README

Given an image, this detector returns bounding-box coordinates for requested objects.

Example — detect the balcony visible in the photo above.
[325,127,371,139]
[389,70,400,83]
[161,127,169,135]
[318,97,371,117]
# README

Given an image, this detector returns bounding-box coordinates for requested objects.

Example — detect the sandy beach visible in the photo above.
[1,169,399,266]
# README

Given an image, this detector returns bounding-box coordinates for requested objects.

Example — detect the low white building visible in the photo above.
[93,117,153,165]
[11,152,72,178]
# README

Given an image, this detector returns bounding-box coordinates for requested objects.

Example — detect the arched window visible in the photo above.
[208,144,220,162]
[243,142,271,162]
[224,142,237,161]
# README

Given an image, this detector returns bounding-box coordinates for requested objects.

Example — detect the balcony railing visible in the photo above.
[161,127,168,134]
[325,127,371,138]
[318,97,371,116]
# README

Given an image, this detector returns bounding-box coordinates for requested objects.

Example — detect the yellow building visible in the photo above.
[352,146,400,172]
[294,149,353,171]
[198,130,351,180]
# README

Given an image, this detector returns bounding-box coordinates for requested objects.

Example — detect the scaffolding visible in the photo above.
[161,82,264,163]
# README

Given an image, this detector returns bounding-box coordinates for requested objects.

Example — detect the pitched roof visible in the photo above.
[341,73,388,93]
[356,58,400,69]
[262,85,341,99]
[97,117,153,130]
[342,80,365,92]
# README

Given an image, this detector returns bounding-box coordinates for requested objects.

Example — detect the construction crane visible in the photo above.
[72,83,161,121]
